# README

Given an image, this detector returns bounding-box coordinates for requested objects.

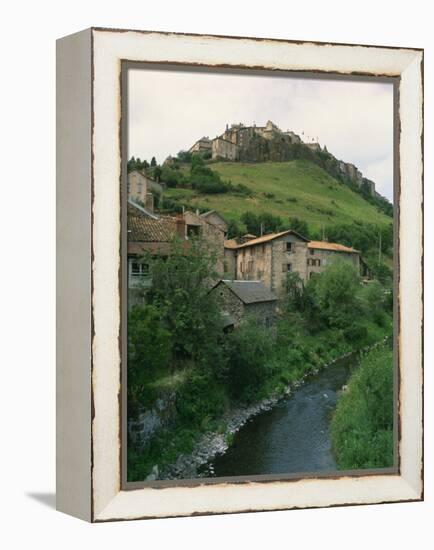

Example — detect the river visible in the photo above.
[199,353,358,478]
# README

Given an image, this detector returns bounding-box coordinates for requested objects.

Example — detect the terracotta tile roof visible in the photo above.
[308,240,359,254]
[128,203,181,242]
[224,239,240,250]
[213,280,278,304]
[234,229,309,249]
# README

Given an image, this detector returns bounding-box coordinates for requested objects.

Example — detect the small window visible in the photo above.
[187,224,200,238]
[131,261,149,277]
[286,242,293,252]
[310,249,315,255]
[284,263,292,272]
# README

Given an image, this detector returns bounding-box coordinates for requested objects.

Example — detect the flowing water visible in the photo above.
[200,354,358,478]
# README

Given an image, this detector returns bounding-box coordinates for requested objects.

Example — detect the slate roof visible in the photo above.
[214,280,277,304]
[128,199,159,220]
[200,210,229,225]
[308,240,359,254]
[235,229,309,249]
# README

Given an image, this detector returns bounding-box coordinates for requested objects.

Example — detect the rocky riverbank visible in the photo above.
[157,337,389,480]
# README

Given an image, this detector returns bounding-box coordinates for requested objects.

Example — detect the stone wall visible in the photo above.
[236,234,309,297]
[244,300,277,327]
[223,248,237,279]
[270,235,309,295]
[212,283,244,325]
[184,211,226,275]
[307,249,360,279]
[237,242,273,285]
[212,138,238,160]
[128,391,177,448]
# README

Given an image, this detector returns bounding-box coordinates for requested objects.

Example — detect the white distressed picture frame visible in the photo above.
[56,28,423,522]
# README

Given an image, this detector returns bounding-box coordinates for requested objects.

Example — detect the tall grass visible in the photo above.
[331,343,394,470]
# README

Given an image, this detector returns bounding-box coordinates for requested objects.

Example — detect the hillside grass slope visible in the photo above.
[164,159,391,233]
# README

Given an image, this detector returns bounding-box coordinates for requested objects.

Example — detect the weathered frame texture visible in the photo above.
[56,27,423,523]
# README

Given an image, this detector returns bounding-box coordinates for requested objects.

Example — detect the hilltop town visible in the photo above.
[188,120,381,199]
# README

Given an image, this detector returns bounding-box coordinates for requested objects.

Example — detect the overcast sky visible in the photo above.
[128,68,394,201]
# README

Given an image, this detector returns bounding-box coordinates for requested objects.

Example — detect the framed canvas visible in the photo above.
[56,27,423,522]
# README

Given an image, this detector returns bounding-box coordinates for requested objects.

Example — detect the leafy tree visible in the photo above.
[226,219,242,239]
[223,321,273,401]
[150,156,157,167]
[144,237,223,361]
[189,155,230,194]
[240,211,284,235]
[287,217,309,238]
[311,260,361,330]
[153,165,162,182]
[127,156,149,173]
[283,271,306,312]
[127,304,172,415]
[176,150,192,163]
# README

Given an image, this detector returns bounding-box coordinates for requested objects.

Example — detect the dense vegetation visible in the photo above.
[331,343,394,469]
[127,238,393,481]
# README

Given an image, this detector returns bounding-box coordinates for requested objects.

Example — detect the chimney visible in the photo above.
[175,217,186,239]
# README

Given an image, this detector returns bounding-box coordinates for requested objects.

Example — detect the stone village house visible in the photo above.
[209,280,278,329]
[127,170,165,211]
[224,230,362,298]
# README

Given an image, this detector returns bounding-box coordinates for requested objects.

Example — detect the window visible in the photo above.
[283,263,292,272]
[187,224,200,238]
[131,261,149,278]
[307,258,321,267]
[310,249,315,255]
[286,242,293,252]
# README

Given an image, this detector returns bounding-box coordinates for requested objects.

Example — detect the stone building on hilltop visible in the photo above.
[188,136,212,154]
[187,120,379,197]
[209,120,303,162]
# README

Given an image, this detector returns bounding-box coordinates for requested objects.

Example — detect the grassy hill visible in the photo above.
[164,159,391,233]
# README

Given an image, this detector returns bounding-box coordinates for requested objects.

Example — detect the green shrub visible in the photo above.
[224,321,274,401]
[311,260,361,330]
[176,370,227,427]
